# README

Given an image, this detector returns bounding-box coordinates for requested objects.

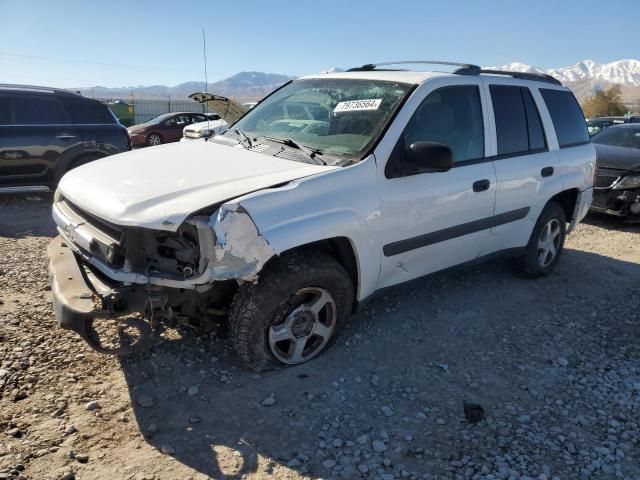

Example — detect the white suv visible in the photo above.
[48,61,595,370]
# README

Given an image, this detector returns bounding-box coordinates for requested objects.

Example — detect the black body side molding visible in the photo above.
[383,207,530,257]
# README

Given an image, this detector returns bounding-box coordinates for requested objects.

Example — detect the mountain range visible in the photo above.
[77,59,640,108]
[491,59,640,86]
[78,71,293,101]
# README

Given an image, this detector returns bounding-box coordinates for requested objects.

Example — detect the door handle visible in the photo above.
[56,134,76,140]
[472,179,491,192]
[541,166,554,177]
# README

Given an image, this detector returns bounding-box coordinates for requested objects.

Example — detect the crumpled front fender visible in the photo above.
[198,203,276,282]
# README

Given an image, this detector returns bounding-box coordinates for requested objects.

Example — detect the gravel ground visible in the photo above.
[0,194,639,480]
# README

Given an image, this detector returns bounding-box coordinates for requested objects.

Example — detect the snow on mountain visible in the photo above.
[491,59,640,86]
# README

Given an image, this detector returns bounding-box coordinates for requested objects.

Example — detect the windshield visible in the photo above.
[229,78,413,159]
[592,126,640,149]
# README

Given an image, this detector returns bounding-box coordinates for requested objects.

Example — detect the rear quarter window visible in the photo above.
[540,89,589,148]
[64,100,116,124]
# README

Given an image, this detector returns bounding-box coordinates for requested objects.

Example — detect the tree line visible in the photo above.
[580,85,633,118]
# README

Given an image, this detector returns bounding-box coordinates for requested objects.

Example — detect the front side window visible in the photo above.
[399,85,484,166]
[231,78,413,159]
[13,95,69,125]
[540,89,589,148]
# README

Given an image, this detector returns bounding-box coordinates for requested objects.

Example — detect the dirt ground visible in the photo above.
[0,194,638,480]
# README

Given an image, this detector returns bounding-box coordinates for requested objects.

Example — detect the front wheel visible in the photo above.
[229,249,354,371]
[146,133,163,146]
[520,202,567,277]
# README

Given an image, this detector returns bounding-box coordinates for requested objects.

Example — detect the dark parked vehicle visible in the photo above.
[587,115,640,136]
[591,124,640,220]
[127,112,210,147]
[0,84,131,193]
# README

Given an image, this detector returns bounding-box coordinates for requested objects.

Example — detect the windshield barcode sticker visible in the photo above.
[334,99,382,113]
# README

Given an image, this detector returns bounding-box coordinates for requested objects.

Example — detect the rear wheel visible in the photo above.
[146,133,163,146]
[520,202,567,277]
[229,249,354,371]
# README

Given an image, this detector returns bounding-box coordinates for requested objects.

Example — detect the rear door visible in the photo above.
[482,81,563,254]
[0,92,71,188]
[376,79,497,289]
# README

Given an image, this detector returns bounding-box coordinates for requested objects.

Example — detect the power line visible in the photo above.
[0,52,211,75]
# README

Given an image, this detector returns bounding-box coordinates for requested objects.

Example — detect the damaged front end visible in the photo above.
[49,196,275,355]
[591,168,640,222]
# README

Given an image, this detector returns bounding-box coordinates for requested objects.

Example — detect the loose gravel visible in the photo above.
[1,194,639,480]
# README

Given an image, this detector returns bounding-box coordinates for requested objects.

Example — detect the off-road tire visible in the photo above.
[520,202,567,278]
[229,249,354,371]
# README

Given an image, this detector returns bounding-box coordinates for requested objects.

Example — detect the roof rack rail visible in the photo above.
[0,84,83,96]
[456,67,562,85]
[347,61,481,72]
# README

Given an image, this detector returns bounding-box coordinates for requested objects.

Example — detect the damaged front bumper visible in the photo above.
[48,236,159,354]
[591,188,640,220]
[48,236,157,354]
[49,196,277,354]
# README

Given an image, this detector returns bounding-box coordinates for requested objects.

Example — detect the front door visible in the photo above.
[376,81,497,289]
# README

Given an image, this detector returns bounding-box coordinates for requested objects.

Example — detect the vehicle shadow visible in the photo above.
[582,211,640,232]
[0,193,56,238]
[117,247,640,479]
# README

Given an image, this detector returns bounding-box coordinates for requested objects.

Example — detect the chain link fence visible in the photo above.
[100,97,218,126]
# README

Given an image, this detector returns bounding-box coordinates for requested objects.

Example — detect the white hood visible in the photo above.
[58,140,336,230]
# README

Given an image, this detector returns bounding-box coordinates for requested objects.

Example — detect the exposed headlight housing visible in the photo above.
[613,174,640,190]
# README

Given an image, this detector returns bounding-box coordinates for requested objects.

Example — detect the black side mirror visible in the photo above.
[404,141,453,173]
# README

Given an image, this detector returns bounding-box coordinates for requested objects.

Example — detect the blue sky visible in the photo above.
[0,0,637,88]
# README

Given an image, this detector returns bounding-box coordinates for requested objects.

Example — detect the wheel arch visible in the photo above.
[147,131,163,142]
[547,188,579,223]
[277,237,360,312]
[54,150,107,184]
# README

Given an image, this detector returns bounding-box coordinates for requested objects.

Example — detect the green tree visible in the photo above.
[581,85,627,118]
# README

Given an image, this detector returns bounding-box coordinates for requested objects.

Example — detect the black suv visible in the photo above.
[0,85,131,193]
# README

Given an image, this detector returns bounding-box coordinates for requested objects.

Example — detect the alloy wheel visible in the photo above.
[268,287,337,365]
[537,218,562,267]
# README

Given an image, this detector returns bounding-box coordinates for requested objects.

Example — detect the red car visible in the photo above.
[127,112,211,147]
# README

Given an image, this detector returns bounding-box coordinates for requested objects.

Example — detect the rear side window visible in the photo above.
[64,100,116,124]
[490,86,528,155]
[490,85,547,156]
[522,89,546,151]
[13,95,70,125]
[540,89,589,148]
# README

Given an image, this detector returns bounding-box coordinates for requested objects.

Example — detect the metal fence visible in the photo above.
[100,97,217,126]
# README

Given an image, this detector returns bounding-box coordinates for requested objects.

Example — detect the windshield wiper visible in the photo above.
[230,128,253,149]
[259,136,325,165]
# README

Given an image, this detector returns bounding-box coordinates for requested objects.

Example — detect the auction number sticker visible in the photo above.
[334,99,382,113]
